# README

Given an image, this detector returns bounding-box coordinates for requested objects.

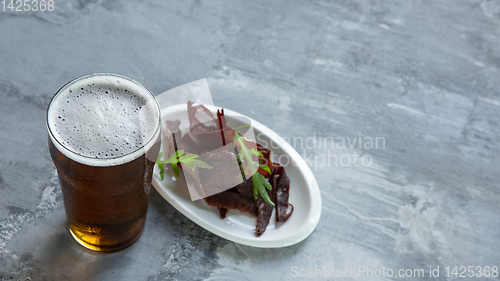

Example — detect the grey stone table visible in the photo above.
[1,0,499,280]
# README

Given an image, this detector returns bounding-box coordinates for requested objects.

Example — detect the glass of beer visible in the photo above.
[46,73,161,252]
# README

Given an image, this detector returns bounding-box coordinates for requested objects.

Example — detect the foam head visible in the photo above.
[47,74,160,166]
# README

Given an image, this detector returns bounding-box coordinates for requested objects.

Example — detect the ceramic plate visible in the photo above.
[152,104,321,248]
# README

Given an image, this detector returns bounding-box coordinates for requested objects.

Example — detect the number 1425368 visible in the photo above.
[1,0,54,12]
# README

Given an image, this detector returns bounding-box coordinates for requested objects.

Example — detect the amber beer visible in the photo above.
[46,74,161,252]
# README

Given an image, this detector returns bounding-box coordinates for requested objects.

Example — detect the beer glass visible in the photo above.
[46,73,161,252]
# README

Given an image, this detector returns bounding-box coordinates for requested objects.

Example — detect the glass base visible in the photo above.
[69,227,144,253]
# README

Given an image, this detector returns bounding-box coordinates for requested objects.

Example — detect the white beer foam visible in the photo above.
[47,74,160,167]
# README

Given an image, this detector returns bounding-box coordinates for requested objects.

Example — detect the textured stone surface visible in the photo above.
[1,0,499,280]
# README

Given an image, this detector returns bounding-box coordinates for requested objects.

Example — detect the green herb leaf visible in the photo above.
[250,148,263,158]
[234,128,259,175]
[234,125,275,206]
[158,159,165,180]
[259,162,271,174]
[171,162,180,177]
[156,150,211,179]
[251,148,272,174]
[179,154,213,171]
[253,173,275,206]
[156,152,166,180]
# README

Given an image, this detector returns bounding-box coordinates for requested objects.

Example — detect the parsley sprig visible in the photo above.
[234,125,275,206]
[156,150,212,179]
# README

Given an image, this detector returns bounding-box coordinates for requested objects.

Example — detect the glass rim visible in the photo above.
[46,73,161,163]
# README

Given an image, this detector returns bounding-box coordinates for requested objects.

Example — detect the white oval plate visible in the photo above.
[152,105,321,248]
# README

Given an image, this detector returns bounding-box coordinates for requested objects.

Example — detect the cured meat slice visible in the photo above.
[256,184,276,237]
[235,177,254,200]
[256,143,279,178]
[217,207,228,219]
[187,101,217,132]
[271,166,294,222]
[204,191,258,217]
